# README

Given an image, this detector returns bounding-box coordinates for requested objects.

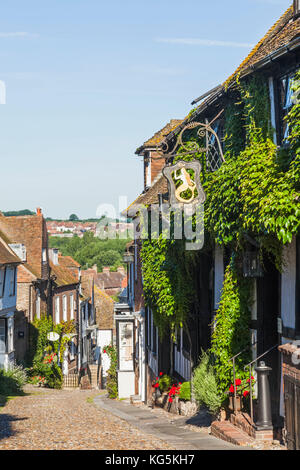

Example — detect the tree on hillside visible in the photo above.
[69,214,79,221]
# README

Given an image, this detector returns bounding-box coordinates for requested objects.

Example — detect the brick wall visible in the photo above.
[279,343,300,381]
[53,286,78,324]
[150,151,165,185]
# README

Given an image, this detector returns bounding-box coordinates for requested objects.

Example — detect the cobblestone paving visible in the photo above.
[0,386,173,450]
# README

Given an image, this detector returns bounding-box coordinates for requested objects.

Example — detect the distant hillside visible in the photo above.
[3,209,35,217]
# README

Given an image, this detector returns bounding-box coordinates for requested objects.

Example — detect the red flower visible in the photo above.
[243,390,250,398]
[229,385,235,394]
[103,349,106,354]
[159,372,163,376]
[247,376,255,383]
[168,397,173,403]
[235,379,242,386]
[154,383,159,388]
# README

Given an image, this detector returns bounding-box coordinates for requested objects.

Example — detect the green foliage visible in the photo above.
[49,232,131,272]
[103,344,118,399]
[204,74,300,266]
[140,237,195,336]
[69,213,79,221]
[211,260,252,396]
[192,351,222,414]
[140,72,300,400]
[223,99,245,157]
[0,365,27,396]
[179,382,191,401]
[27,316,74,389]
[159,374,172,392]
[3,209,35,217]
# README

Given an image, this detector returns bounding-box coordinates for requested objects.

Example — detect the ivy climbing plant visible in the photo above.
[139,71,300,401]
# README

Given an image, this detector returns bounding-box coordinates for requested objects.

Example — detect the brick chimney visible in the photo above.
[36,207,42,216]
[117,266,125,276]
[102,266,110,273]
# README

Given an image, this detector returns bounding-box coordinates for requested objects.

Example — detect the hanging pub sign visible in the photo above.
[162,160,206,206]
[157,111,225,207]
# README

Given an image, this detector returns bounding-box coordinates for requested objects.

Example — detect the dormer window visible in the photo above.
[294,0,300,19]
[9,243,26,262]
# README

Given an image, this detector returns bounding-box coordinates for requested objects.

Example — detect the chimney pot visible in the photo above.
[102,266,110,273]
[36,207,42,216]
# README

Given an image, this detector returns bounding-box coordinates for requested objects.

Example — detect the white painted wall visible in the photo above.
[118,371,135,399]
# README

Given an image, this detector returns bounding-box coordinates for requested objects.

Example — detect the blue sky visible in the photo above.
[0,0,292,219]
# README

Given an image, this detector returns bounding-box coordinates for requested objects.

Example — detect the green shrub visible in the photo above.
[44,363,63,389]
[192,351,222,414]
[159,374,172,392]
[179,382,191,401]
[0,365,27,396]
[29,354,63,390]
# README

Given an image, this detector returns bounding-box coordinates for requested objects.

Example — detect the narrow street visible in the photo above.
[0,386,239,450]
[0,386,172,450]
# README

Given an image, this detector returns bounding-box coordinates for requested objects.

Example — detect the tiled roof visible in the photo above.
[135,120,183,154]
[0,213,47,279]
[58,255,81,268]
[81,270,115,305]
[96,270,126,290]
[50,259,79,287]
[17,264,36,283]
[224,6,298,88]
[125,174,168,218]
[135,175,167,206]
[0,237,21,265]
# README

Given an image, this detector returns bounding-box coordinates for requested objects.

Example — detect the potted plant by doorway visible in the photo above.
[227,377,255,412]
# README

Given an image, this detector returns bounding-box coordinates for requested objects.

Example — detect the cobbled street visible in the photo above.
[0,386,173,450]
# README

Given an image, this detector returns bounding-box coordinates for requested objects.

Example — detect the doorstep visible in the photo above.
[211,421,255,447]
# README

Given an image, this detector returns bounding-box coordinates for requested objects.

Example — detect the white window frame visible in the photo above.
[70,293,74,320]
[63,295,67,322]
[7,317,14,353]
[55,296,60,324]
[36,289,41,320]
[0,319,6,354]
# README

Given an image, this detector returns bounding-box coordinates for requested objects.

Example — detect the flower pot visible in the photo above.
[228,395,243,412]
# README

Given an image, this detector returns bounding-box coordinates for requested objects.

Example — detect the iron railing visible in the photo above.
[228,342,257,415]
[244,344,278,422]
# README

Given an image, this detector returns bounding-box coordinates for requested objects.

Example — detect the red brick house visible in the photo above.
[0,210,81,372]
[0,234,21,369]
[0,209,50,363]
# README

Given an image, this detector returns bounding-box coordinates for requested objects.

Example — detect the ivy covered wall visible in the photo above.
[140,70,300,397]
